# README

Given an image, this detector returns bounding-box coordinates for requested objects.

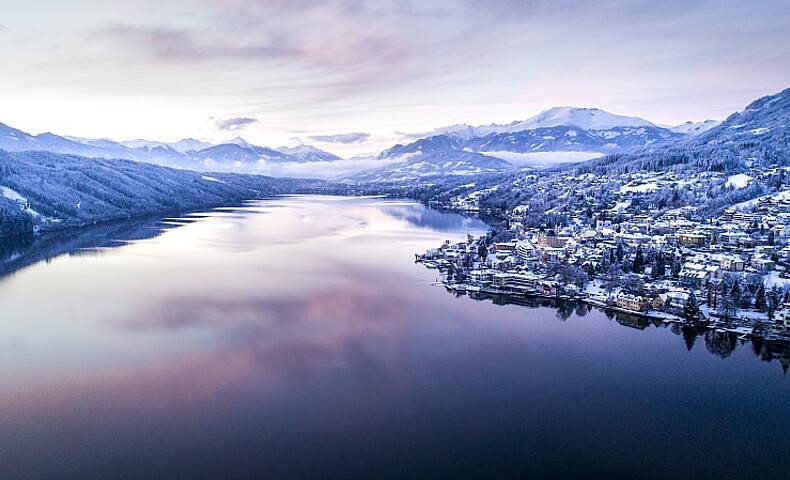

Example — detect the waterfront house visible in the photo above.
[616,292,650,312]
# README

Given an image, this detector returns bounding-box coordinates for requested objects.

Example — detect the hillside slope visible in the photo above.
[0,150,319,238]
[580,87,789,175]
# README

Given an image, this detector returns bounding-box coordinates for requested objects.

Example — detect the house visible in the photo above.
[536,234,570,248]
[665,291,689,315]
[752,257,775,272]
[617,292,649,312]
[679,233,706,247]
[679,263,710,287]
[720,256,745,271]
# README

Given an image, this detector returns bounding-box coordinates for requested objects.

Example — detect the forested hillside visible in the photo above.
[0,150,320,238]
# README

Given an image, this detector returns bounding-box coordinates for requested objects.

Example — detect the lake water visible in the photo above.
[1,195,788,479]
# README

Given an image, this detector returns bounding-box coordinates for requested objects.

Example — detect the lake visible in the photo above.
[0,195,788,479]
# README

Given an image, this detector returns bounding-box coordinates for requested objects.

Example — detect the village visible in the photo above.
[417,171,790,349]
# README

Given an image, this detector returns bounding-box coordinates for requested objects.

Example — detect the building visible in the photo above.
[679,233,706,247]
[720,256,745,271]
[515,240,536,261]
[536,235,570,248]
[752,257,775,272]
[492,273,538,293]
[617,293,650,312]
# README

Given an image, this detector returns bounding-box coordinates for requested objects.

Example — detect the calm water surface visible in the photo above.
[0,196,788,479]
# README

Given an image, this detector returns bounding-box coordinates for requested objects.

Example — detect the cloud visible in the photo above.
[91,1,427,95]
[213,117,258,131]
[306,132,370,144]
[0,24,6,32]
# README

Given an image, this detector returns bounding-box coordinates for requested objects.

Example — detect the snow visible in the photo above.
[749,127,770,135]
[620,182,658,193]
[1,185,53,220]
[670,120,720,135]
[729,190,790,210]
[415,106,655,138]
[1,186,27,203]
[611,201,631,212]
[764,271,790,289]
[513,107,656,131]
[726,173,752,189]
[201,175,226,184]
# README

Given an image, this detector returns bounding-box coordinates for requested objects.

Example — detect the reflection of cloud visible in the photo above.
[307,132,370,144]
[213,116,258,131]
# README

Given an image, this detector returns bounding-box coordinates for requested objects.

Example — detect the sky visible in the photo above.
[0,0,788,157]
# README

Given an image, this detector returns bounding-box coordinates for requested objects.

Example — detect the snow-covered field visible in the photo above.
[726,173,752,189]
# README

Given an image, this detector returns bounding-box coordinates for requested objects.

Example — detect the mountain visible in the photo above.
[0,122,39,150]
[397,87,790,220]
[669,120,721,136]
[276,144,341,162]
[467,125,683,155]
[192,140,290,170]
[355,108,686,180]
[358,107,691,180]
[414,107,658,140]
[507,106,656,131]
[169,138,214,153]
[0,122,345,173]
[579,87,790,175]
[0,149,320,238]
[350,148,512,182]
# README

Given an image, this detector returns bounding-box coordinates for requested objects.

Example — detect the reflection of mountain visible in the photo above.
[0,214,195,280]
[455,292,790,372]
[379,204,490,232]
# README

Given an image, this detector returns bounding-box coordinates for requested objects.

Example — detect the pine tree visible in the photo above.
[755,283,767,312]
[731,281,742,308]
[684,292,700,321]
[671,257,682,278]
[632,246,644,274]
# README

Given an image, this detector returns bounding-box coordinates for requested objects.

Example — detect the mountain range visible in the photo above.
[0,104,726,181]
[347,108,720,181]
[0,124,340,173]
[409,86,790,219]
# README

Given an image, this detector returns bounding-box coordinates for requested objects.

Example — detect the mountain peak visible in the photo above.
[669,119,721,136]
[518,106,656,130]
[227,137,252,147]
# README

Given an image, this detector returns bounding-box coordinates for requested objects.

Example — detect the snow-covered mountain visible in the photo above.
[276,144,341,162]
[168,138,214,153]
[117,138,215,153]
[191,141,290,169]
[351,150,512,182]
[0,122,343,173]
[669,120,721,136]
[509,106,656,131]
[417,107,658,140]
[349,106,700,181]
[467,125,682,155]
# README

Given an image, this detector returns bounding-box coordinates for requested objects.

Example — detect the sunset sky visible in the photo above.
[0,0,788,156]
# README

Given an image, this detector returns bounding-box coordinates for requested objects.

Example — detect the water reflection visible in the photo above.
[464,291,790,371]
[0,196,788,479]
[0,210,218,279]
